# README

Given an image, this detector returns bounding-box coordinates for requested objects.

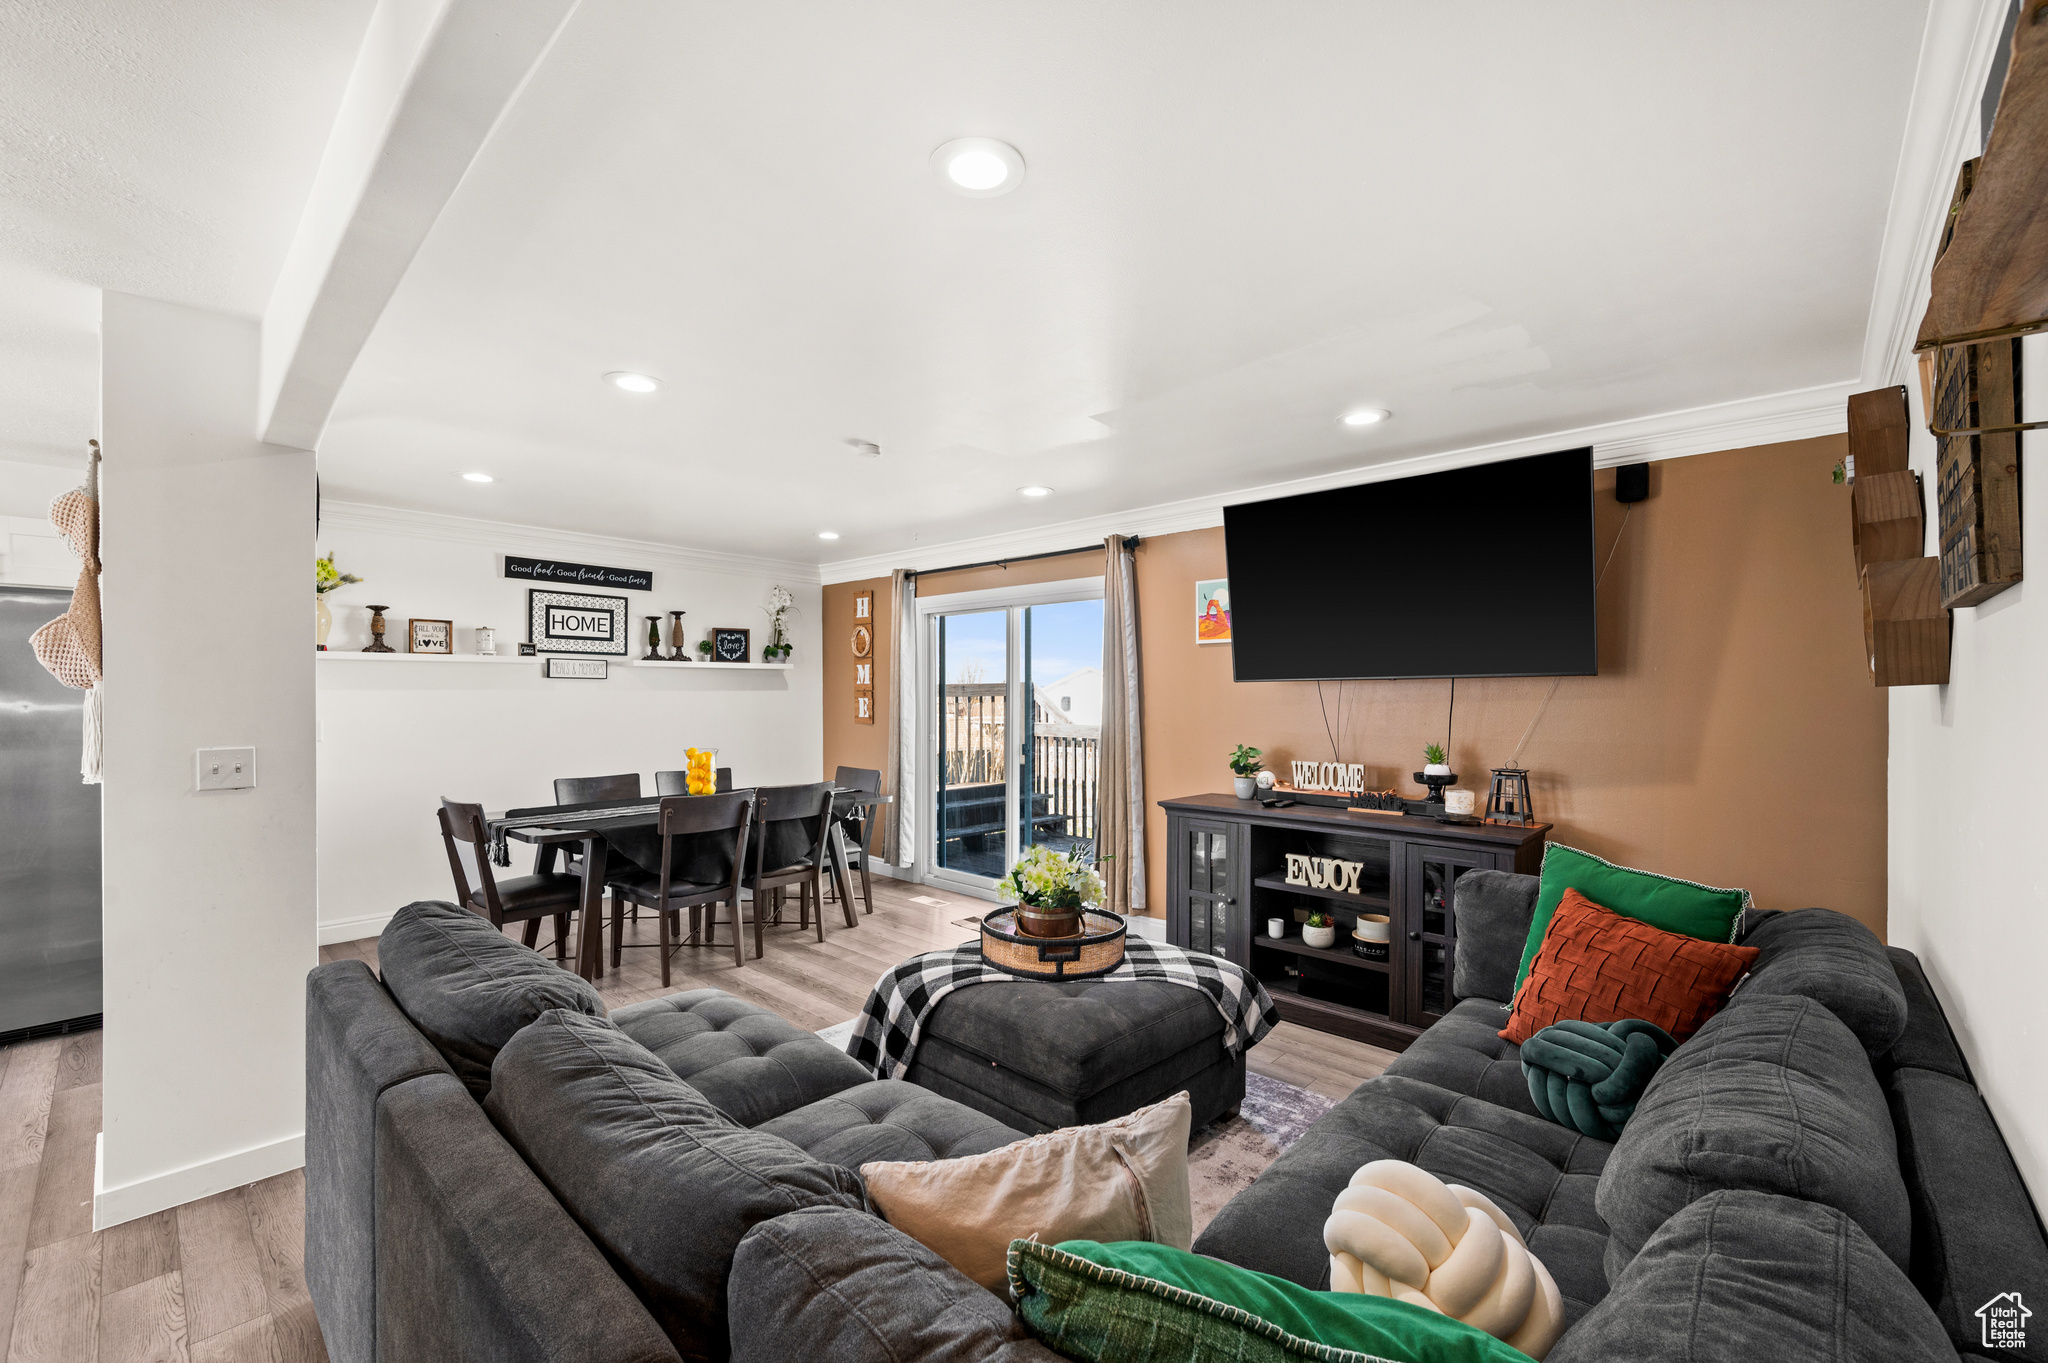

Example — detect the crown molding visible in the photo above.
[1860,0,2013,389]
[818,379,1857,584]
[319,499,823,583]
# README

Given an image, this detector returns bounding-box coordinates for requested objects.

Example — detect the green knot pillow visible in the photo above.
[1521,1018,1678,1140]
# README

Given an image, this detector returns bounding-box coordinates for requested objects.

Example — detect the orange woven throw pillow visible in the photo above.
[1500,888,1758,1046]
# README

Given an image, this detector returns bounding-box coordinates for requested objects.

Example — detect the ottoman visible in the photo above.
[902,978,1246,1134]
[611,988,1028,1171]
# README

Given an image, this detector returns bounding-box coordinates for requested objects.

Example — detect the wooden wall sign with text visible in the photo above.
[853,591,876,724]
[504,556,653,591]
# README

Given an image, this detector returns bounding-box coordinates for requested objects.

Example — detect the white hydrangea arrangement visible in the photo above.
[1003,844,1106,910]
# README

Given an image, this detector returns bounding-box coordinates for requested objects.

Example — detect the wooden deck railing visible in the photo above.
[940,683,1100,846]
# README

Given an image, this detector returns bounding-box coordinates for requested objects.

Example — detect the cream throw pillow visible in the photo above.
[860,1092,1193,1295]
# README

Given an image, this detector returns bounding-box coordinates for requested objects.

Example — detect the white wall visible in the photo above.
[1887,330,2047,1204]
[313,503,823,942]
[97,294,318,1227]
[0,457,89,587]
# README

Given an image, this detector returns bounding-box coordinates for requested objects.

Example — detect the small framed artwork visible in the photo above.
[528,589,629,656]
[409,618,452,654]
[854,686,874,724]
[544,657,608,679]
[711,628,751,663]
[1195,579,1231,644]
[518,642,537,656]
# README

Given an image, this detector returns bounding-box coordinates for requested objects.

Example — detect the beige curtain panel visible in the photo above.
[1098,535,1146,913]
[889,568,917,867]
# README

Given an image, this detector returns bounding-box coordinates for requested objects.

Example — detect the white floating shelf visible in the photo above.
[633,659,793,671]
[317,651,529,664]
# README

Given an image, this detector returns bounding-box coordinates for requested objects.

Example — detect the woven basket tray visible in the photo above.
[980,909,1127,980]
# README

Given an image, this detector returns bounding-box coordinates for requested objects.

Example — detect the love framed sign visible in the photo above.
[527,589,629,656]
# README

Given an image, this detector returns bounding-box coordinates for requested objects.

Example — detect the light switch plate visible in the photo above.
[196,746,256,791]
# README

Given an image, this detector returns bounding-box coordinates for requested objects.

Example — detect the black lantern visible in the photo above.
[1486,768,1533,825]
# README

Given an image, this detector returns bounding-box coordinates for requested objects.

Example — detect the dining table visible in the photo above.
[487,787,893,981]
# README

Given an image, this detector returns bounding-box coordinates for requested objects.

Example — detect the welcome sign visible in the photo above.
[505,556,654,592]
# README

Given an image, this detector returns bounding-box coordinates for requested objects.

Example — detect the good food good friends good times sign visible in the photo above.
[504,556,654,592]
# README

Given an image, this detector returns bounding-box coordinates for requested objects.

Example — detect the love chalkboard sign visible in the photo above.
[711,628,751,663]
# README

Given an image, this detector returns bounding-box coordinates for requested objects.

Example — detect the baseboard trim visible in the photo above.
[94,1130,305,1230]
[1126,914,1166,942]
[319,909,397,945]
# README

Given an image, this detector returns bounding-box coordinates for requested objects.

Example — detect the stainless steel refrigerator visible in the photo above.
[0,584,102,1036]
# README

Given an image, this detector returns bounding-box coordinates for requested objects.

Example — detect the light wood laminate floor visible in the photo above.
[0,875,1395,1361]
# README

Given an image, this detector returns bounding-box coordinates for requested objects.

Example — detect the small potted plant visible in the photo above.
[1302,911,1337,949]
[1002,844,1106,939]
[697,638,714,659]
[1229,744,1263,799]
[1423,742,1450,777]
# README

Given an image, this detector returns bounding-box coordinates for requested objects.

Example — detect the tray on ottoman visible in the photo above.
[903,977,1246,1134]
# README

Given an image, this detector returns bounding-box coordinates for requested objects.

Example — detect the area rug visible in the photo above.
[814,1015,1332,1237]
[1187,1072,1338,1235]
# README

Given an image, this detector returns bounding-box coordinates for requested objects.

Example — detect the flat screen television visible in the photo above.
[1222,446,1596,681]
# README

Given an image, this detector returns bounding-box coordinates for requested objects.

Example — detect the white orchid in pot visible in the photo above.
[761,585,798,661]
[1003,844,1107,939]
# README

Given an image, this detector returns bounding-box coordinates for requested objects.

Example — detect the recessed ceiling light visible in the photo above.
[1342,408,1390,427]
[817,531,840,540]
[605,371,661,393]
[461,472,494,483]
[931,138,1025,198]
[1019,485,1053,498]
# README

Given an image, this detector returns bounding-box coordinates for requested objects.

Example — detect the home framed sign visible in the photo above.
[527,589,629,656]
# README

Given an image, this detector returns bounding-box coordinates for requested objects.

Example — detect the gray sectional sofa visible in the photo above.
[308,883,2048,1362]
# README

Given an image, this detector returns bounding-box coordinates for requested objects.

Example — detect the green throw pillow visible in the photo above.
[1514,844,1749,992]
[1008,1239,1537,1363]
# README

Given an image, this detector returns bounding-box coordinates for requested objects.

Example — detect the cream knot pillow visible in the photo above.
[1323,1160,1564,1360]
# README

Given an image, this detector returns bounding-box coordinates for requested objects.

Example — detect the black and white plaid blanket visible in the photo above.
[847,938,1280,1081]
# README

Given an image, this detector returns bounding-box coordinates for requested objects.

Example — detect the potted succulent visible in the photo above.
[1002,844,1107,939]
[1423,742,1451,777]
[1229,744,1264,799]
[1302,911,1337,950]
[696,638,714,659]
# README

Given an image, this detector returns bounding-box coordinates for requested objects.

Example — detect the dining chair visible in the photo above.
[612,792,754,981]
[740,782,835,946]
[828,765,883,917]
[555,771,649,916]
[653,767,736,796]
[437,800,582,961]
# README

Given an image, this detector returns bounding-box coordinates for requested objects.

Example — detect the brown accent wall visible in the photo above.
[822,435,1889,936]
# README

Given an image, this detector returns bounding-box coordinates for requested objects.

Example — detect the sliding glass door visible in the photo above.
[919,579,1105,896]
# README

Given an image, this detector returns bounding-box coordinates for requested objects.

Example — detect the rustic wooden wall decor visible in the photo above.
[1934,339,2024,607]
[1915,3,2048,381]
[851,593,877,724]
[1846,386,1923,578]
[1284,853,1365,894]
[1862,558,1950,687]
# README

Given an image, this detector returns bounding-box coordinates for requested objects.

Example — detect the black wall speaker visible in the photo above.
[1614,463,1649,503]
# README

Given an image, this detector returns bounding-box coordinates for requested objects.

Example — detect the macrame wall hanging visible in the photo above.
[30,440,104,783]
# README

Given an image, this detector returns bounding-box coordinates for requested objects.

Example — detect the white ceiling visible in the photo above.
[0,0,375,464]
[5,3,1932,563]
[315,0,1929,565]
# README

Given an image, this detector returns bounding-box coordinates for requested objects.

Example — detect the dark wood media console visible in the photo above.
[1160,793,1550,1052]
